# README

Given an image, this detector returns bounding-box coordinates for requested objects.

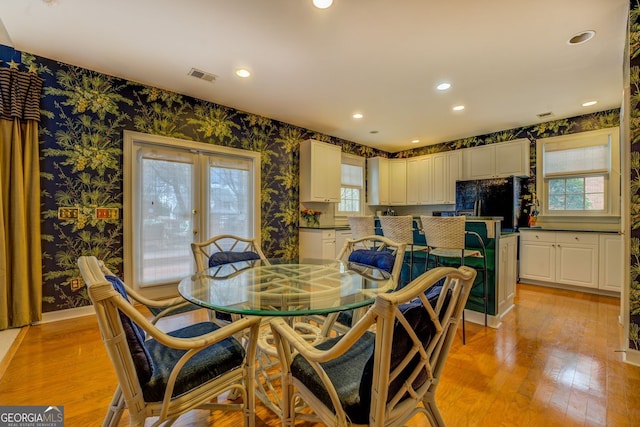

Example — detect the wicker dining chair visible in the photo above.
[78,256,261,427]
[270,265,476,427]
[378,215,429,284]
[420,215,488,344]
[347,216,376,240]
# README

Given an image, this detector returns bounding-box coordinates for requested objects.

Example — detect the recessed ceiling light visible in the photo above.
[313,0,333,9]
[582,100,598,107]
[436,82,451,91]
[411,139,420,144]
[352,113,363,119]
[452,105,465,111]
[235,68,251,78]
[568,30,595,45]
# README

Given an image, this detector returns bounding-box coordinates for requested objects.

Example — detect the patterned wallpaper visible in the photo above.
[0,45,624,316]
[629,1,640,351]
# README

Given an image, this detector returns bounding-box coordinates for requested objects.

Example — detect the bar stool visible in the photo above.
[347,216,375,239]
[378,215,429,284]
[420,215,488,344]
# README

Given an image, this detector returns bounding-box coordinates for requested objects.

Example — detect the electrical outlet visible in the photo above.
[95,207,119,220]
[58,207,79,220]
[70,278,82,290]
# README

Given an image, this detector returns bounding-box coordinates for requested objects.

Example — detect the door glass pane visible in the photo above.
[209,156,252,240]
[140,156,194,286]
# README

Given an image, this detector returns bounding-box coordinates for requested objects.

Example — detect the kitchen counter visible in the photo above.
[298,225,350,230]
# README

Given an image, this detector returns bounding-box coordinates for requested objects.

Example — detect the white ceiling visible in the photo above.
[0,0,629,152]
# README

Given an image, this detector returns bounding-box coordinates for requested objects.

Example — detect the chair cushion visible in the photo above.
[348,249,395,273]
[291,301,437,424]
[143,322,246,402]
[208,250,260,268]
[104,275,154,385]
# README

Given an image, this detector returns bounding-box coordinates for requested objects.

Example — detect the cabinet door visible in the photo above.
[497,235,517,316]
[367,157,389,205]
[495,139,530,177]
[445,151,461,204]
[300,140,341,202]
[388,159,407,205]
[406,158,421,205]
[431,153,447,204]
[599,234,623,292]
[335,230,353,258]
[519,231,555,282]
[463,145,495,179]
[555,232,598,288]
[555,243,598,288]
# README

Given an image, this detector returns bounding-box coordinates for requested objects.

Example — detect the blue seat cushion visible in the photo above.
[104,275,154,385]
[348,249,395,273]
[208,250,260,268]
[291,300,437,424]
[143,322,245,402]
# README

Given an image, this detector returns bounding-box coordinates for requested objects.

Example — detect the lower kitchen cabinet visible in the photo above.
[497,233,518,316]
[299,228,353,260]
[519,229,619,293]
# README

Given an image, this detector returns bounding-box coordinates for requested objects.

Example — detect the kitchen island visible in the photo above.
[299,216,517,328]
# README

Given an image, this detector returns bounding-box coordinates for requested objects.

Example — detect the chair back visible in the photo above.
[78,255,259,426]
[336,235,406,289]
[348,216,375,239]
[379,215,415,244]
[270,265,476,426]
[421,215,466,250]
[191,234,268,272]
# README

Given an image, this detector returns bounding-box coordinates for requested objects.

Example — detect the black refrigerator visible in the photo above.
[455,176,525,232]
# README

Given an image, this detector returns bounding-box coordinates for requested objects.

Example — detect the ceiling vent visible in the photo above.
[188,68,217,83]
[537,111,554,119]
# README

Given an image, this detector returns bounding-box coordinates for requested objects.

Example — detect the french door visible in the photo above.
[124,131,260,289]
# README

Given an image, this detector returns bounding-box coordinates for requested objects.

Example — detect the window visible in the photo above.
[336,154,365,216]
[124,131,260,289]
[536,128,619,217]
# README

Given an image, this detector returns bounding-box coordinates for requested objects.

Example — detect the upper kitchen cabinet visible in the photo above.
[406,156,432,205]
[432,151,461,204]
[462,139,530,180]
[367,157,407,206]
[300,139,342,202]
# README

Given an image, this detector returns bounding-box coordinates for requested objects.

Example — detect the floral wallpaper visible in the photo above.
[629,0,640,351]
[0,44,625,317]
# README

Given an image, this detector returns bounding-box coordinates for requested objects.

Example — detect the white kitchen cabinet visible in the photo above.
[367,157,406,206]
[299,229,336,260]
[388,159,407,205]
[497,233,518,316]
[300,139,341,202]
[367,157,389,205]
[406,156,431,205]
[599,234,623,292]
[432,151,461,204]
[519,230,600,290]
[462,139,530,180]
[335,229,353,258]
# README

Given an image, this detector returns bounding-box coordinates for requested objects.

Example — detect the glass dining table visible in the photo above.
[178,257,393,417]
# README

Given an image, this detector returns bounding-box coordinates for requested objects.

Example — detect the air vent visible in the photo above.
[188,68,217,83]
[537,111,554,119]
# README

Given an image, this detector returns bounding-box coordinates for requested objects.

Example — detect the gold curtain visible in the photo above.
[0,67,44,329]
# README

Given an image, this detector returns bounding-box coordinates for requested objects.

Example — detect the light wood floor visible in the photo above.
[0,283,638,426]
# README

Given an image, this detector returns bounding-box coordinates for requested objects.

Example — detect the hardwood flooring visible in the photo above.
[0,283,638,426]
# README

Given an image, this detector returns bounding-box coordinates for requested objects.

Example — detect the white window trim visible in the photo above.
[335,153,365,218]
[535,127,620,219]
[123,130,261,294]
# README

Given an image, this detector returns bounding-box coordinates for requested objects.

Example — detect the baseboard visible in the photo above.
[464,309,500,329]
[624,348,640,367]
[38,305,95,324]
[0,327,28,378]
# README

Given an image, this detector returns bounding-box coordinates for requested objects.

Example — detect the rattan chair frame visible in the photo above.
[378,215,429,282]
[270,266,476,427]
[78,256,260,427]
[191,234,268,273]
